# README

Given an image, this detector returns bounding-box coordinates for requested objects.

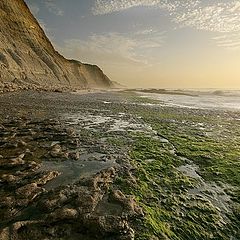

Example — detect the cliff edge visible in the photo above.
[0,0,113,92]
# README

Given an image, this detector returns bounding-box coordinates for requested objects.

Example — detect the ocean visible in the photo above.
[138,89,240,111]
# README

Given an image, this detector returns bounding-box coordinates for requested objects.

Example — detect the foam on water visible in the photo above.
[138,91,240,111]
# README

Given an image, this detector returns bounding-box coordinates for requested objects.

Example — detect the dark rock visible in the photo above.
[16,183,42,199]
[49,207,78,221]
[50,144,62,157]
[69,151,80,160]
[35,171,60,186]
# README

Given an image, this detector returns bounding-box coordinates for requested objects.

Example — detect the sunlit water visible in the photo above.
[138,90,240,111]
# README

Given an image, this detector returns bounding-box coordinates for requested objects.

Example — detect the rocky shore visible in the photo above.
[0,81,70,94]
[0,81,100,94]
[0,91,143,240]
[0,90,239,240]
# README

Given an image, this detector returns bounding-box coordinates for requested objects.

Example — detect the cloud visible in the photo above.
[57,31,165,67]
[45,0,64,16]
[93,0,240,34]
[28,3,40,15]
[135,28,158,35]
[212,32,240,50]
[92,0,199,16]
[174,1,240,33]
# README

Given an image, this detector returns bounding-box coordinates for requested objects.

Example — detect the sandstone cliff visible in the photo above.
[0,0,113,92]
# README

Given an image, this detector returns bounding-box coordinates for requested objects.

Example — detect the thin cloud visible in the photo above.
[135,28,158,35]
[45,0,64,16]
[93,0,240,34]
[57,31,166,67]
[92,0,240,51]
[213,32,240,50]
[174,1,240,33]
[92,0,199,16]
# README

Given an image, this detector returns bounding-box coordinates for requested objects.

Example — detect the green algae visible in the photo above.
[113,93,240,239]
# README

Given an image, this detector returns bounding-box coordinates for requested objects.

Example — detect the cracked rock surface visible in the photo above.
[0,91,142,240]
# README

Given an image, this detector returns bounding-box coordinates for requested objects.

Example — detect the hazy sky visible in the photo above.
[25,0,240,89]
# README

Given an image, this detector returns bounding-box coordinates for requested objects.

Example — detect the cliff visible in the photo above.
[0,0,113,92]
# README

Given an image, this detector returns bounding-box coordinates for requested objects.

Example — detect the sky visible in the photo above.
[25,0,240,89]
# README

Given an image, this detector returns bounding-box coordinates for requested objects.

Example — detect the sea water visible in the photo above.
[138,89,240,111]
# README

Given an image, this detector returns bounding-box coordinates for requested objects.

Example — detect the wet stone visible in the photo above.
[49,207,78,221]
[0,93,146,240]
[16,183,42,198]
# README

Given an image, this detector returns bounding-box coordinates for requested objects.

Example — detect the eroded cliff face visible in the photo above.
[0,0,112,91]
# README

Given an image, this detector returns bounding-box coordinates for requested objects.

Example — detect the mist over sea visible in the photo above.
[138,89,240,111]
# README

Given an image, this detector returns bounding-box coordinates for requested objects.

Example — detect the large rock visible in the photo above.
[0,0,113,91]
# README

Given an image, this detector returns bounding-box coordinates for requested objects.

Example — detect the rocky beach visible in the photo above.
[1,0,240,239]
[0,90,239,239]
